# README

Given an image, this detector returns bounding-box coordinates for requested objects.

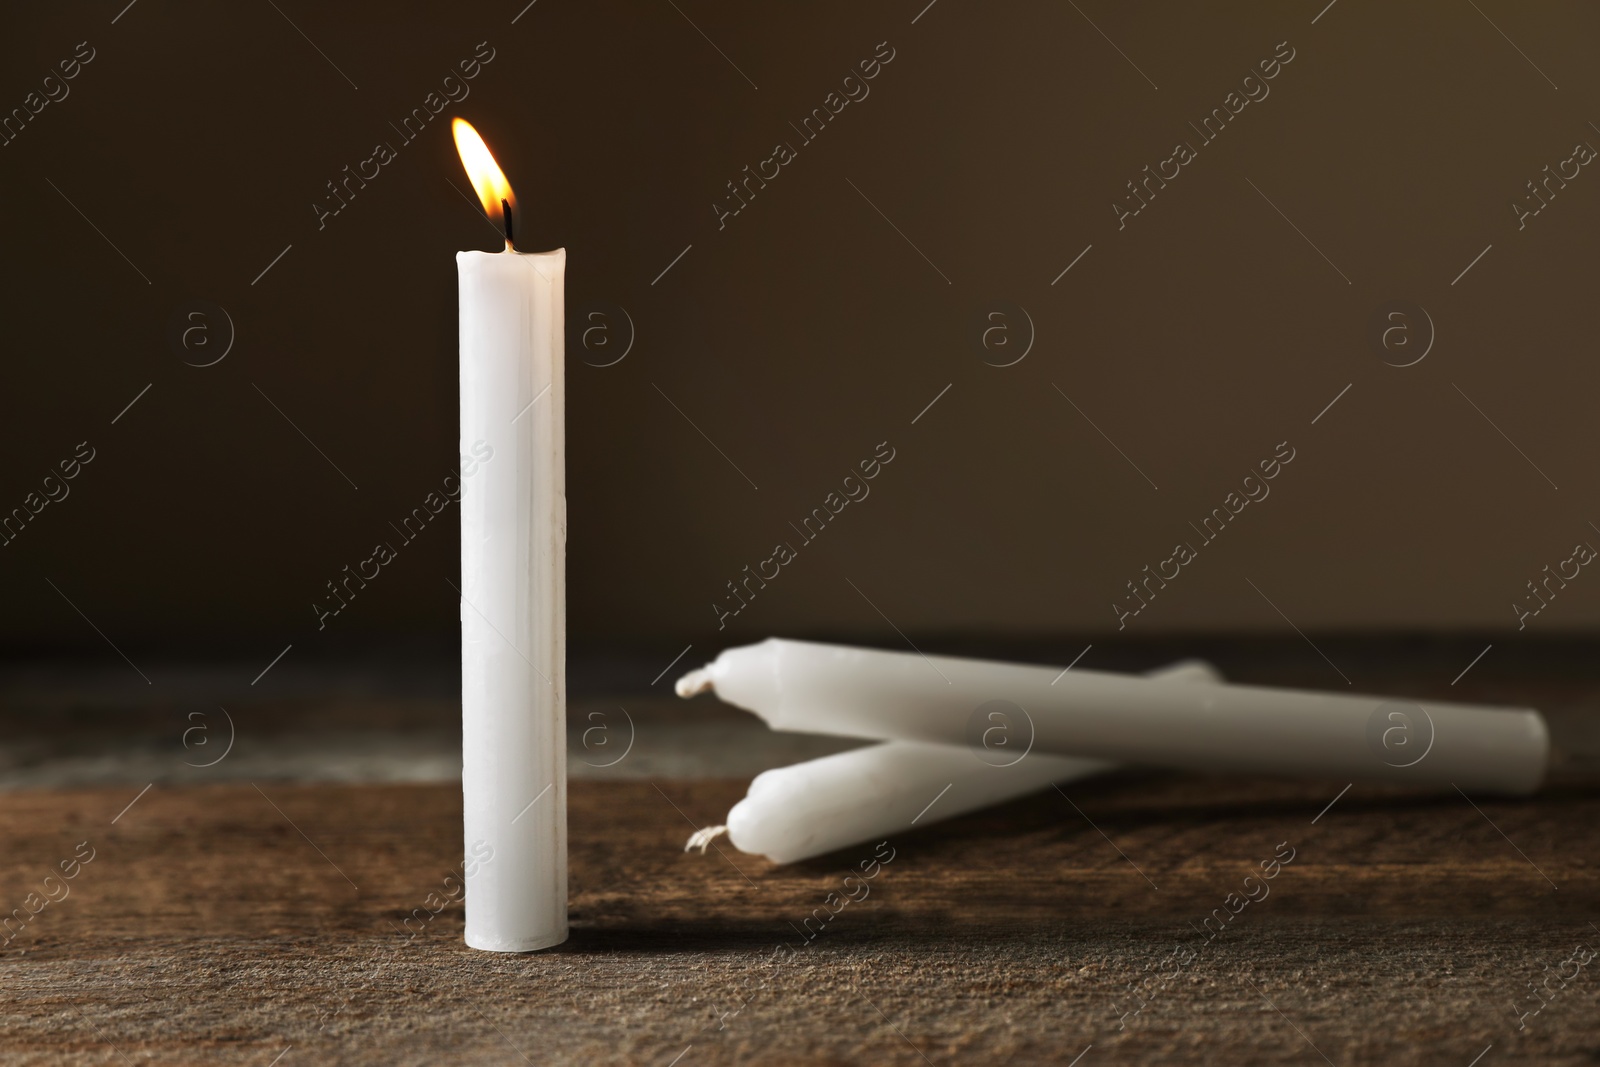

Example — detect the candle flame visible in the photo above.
[452,118,518,250]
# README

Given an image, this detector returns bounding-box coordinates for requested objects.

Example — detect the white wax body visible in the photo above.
[695,639,1548,795]
[727,660,1220,864]
[459,247,567,952]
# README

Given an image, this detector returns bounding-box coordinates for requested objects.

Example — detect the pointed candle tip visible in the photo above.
[675,668,713,699]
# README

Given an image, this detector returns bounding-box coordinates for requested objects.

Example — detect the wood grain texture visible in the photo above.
[0,770,1596,1065]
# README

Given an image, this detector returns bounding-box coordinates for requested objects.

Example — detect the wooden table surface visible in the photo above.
[2,640,1598,1064]
[2,770,1596,1065]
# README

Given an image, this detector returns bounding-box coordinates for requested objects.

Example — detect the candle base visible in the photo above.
[465,927,569,953]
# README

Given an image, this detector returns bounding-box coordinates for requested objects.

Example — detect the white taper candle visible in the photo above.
[677,639,1548,795]
[456,119,567,953]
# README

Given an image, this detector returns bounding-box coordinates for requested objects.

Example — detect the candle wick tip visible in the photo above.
[684,825,728,853]
[501,196,515,250]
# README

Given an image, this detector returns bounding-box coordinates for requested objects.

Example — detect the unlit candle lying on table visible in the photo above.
[676,639,1548,796]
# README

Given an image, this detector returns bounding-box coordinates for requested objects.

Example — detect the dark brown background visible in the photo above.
[2,0,1598,664]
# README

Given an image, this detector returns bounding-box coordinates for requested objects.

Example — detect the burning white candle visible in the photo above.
[677,639,1548,795]
[689,659,1221,864]
[454,119,566,952]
